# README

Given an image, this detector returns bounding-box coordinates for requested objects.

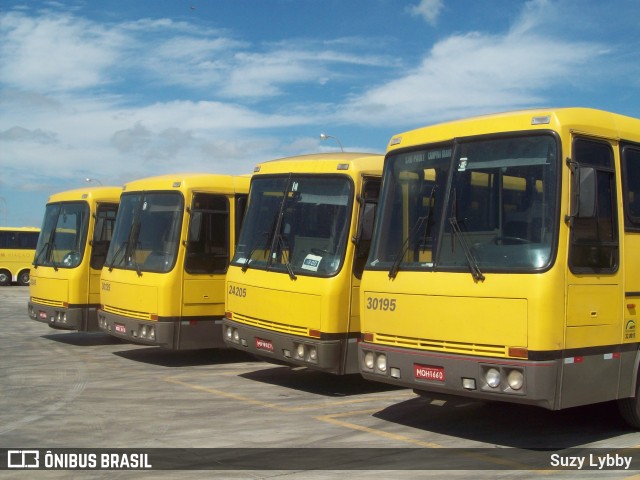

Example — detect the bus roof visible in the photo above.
[253,152,384,176]
[122,173,250,195]
[47,186,122,204]
[387,108,640,152]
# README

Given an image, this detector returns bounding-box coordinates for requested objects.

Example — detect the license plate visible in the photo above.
[255,337,274,352]
[114,323,126,334]
[414,364,445,382]
[39,311,47,319]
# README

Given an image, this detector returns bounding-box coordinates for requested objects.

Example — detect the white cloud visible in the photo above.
[407,0,444,26]
[0,12,126,92]
[339,0,605,127]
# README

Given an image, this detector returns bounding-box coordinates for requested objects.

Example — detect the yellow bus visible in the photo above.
[0,227,40,286]
[223,153,383,374]
[358,108,640,426]
[28,187,120,331]
[97,173,249,350]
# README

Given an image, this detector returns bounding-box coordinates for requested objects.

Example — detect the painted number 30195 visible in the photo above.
[366,297,396,311]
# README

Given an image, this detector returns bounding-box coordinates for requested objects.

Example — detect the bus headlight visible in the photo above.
[376,353,387,373]
[140,325,148,338]
[308,346,317,361]
[233,329,240,342]
[485,368,501,388]
[149,326,156,341]
[225,326,233,339]
[296,343,306,359]
[507,369,524,390]
[364,351,375,369]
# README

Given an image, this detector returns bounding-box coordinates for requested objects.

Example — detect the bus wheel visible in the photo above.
[0,270,10,286]
[618,370,640,428]
[17,270,30,286]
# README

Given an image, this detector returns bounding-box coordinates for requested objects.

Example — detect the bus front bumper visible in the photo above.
[28,300,97,332]
[358,342,560,410]
[222,319,357,374]
[97,310,225,350]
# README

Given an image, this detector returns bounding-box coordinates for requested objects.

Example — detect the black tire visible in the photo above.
[618,370,640,428]
[17,270,30,286]
[0,270,11,286]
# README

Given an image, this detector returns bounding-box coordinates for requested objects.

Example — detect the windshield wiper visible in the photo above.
[108,241,128,272]
[275,233,297,280]
[388,215,427,279]
[449,216,484,282]
[33,241,50,268]
[128,254,143,277]
[241,214,280,272]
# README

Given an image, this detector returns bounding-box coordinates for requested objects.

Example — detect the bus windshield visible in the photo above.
[105,192,183,274]
[368,134,559,276]
[34,202,90,269]
[232,175,353,277]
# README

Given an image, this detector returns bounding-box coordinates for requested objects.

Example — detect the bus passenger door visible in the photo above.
[345,176,380,373]
[562,136,623,408]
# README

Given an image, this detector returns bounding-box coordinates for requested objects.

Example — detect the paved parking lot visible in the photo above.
[1,286,639,479]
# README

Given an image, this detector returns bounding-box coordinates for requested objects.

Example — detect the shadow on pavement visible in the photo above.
[373,394,633,449]
[240,365,405,397]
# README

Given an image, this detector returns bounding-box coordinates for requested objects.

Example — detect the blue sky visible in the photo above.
[1,0,638,227]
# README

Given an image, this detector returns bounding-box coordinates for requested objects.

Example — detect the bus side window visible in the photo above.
[621,144,640,230]
[568,138,619,273]
[185,194,230,274]
[90,204,118,270]
[354,178,381,279]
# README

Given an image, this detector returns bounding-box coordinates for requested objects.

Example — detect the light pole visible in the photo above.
[319,133,344,152]
[85,177,103,186]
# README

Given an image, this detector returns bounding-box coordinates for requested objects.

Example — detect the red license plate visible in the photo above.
[114,323,126,334]
[255,337,274,352]
[414,364,445,382]
[39,311,47,319]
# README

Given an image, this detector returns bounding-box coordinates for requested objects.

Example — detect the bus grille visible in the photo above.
[103,304,152,321]
[232,313,308,336]
[31,297,64,308]
[374,333,507,357]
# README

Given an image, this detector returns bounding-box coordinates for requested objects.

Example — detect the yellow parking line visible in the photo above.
[163,373,414,412]
[315,408,443,448]
[163,376,289,412]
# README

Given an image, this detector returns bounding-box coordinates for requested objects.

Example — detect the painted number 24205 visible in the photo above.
[228,285,246,297]
[366,297,396,311]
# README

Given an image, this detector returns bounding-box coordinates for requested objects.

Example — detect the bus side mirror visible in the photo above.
[576,167,596,218]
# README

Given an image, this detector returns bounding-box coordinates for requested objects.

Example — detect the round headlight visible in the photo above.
[376,354,387,372]
[309,347,317,361]
[507,370,524,390]
[296,343,306,358]
[232,329,240,341]
[364,351,375,369]
[485,368,501,388]
[225,326,233,339]
[149,327,156,340]
[141,325,148,337]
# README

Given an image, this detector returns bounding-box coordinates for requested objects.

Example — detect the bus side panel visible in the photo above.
[559,344,623,408]
[620,231,640,398]
[182,277,225,317]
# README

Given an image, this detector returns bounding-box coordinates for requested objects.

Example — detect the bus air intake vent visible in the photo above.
[374,333,508,357]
